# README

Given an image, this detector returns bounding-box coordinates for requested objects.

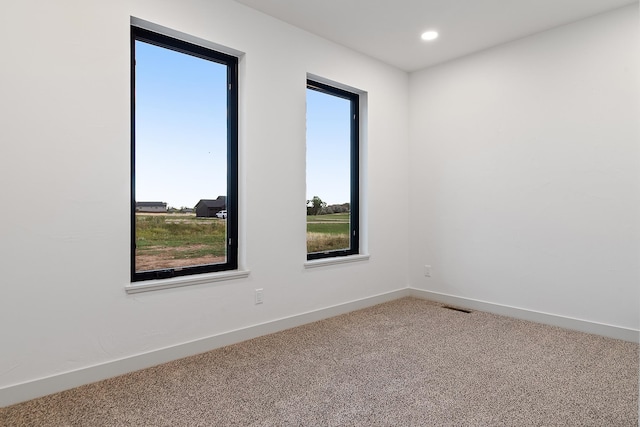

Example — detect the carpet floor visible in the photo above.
[1,297,638,426]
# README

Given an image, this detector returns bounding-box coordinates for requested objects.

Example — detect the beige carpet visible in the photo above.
[1,297,638,426]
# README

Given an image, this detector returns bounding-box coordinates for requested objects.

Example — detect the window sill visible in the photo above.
[125,270,250,294]
[304,254,370,269]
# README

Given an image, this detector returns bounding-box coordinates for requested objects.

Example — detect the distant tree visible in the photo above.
[318,203,350,215]
[306,196,327,215]
[323,203,350,214]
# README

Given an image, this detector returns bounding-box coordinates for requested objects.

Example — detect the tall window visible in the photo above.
[131,26,238,282]
[306,79,359,260]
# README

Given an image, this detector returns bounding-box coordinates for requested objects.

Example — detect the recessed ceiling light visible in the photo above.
[421,31,439,41]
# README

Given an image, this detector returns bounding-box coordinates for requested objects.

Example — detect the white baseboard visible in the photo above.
[408,288,639,343]
[0,288,409,408]
[3,287,636,407]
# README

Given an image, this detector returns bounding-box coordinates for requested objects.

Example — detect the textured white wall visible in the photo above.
[0,0,409,392]
[1,0,636,404]
[408,5,639,330]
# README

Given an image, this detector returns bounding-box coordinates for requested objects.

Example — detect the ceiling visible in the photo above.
[233,0,637,72]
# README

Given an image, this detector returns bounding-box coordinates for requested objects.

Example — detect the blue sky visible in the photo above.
[135,40,227,209]
[306,89,351,206]
[135,40,351,208]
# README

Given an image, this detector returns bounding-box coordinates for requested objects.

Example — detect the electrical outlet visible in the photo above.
[255,288,264,305]
[424,265,432,277]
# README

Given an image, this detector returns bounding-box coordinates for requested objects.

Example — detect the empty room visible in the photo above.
[1,0,638,425]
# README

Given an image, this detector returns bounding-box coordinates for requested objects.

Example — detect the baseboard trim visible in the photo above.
[0,288,409,408]
[408,288,639,343]
[3,287,636,407]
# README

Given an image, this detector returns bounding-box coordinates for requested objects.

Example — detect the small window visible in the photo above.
[306,79,359,260]
[131,26,238,282]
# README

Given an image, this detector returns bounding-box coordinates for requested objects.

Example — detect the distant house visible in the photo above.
[195,196,226,217]
[135,201,167,213]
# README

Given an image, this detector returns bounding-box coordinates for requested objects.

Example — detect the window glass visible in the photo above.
[306,80,359,259]
[131,27,238,281]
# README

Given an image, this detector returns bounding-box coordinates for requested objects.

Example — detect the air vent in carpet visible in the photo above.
[442,306,472,314]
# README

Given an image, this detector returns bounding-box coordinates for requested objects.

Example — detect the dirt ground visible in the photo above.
[136,245,225,271]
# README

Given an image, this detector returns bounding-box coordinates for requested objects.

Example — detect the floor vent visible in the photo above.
[442,306,472,314]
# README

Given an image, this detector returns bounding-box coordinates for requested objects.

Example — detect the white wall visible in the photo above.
[0,0,409,404]
[2,0,637,407]
[408,5,639,331]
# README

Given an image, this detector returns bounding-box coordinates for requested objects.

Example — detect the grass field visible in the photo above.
[306,213,350,253]
[306,213,350,222]
[135,214,226,271]
[135,212,351,271]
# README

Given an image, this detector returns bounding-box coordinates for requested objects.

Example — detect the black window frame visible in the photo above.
[130,26,239,282]
[306,79,360,260]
